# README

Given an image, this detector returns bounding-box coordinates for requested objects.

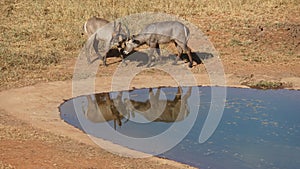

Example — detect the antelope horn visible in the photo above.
[124,23,130,40]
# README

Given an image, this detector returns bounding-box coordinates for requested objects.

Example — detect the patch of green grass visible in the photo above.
[245,80,293,89]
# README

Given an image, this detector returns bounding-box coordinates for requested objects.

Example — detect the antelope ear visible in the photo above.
[115,22,122,32]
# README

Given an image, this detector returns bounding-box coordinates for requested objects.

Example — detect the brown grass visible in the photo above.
[0,0,299,90]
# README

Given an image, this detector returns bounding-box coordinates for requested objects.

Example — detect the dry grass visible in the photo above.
[0,0,299,90]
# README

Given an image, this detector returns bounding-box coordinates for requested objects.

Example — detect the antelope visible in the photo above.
[84,17,130,65]
[84,92,129,130]
[124,21,194,68]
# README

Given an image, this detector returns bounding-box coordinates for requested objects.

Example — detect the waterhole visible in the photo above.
[60,86,300,169]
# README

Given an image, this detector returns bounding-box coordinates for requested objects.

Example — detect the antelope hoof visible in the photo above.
[146,63,152,67]
[103,60,108,66]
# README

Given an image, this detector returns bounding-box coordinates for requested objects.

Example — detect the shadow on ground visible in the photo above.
[89,49,214,67]
[123,50,214,67]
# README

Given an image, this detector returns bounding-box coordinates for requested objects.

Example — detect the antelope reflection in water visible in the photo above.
[83,92,127,130]
[127,87,192,122]
[83,86,192,129]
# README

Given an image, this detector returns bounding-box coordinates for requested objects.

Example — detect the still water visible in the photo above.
[60,86,300,169]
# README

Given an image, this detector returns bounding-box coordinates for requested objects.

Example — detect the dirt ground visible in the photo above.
[1,2,300,168]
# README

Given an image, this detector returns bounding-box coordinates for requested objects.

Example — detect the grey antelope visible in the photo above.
[124,21,194,68]
[84,17,129,65]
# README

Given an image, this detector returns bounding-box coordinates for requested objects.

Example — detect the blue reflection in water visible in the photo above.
[59,87,300,169]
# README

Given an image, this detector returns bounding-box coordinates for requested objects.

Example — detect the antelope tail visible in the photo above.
[184,25,190,42]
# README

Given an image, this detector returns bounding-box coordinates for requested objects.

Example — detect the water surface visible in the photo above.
[60,86,300,169]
